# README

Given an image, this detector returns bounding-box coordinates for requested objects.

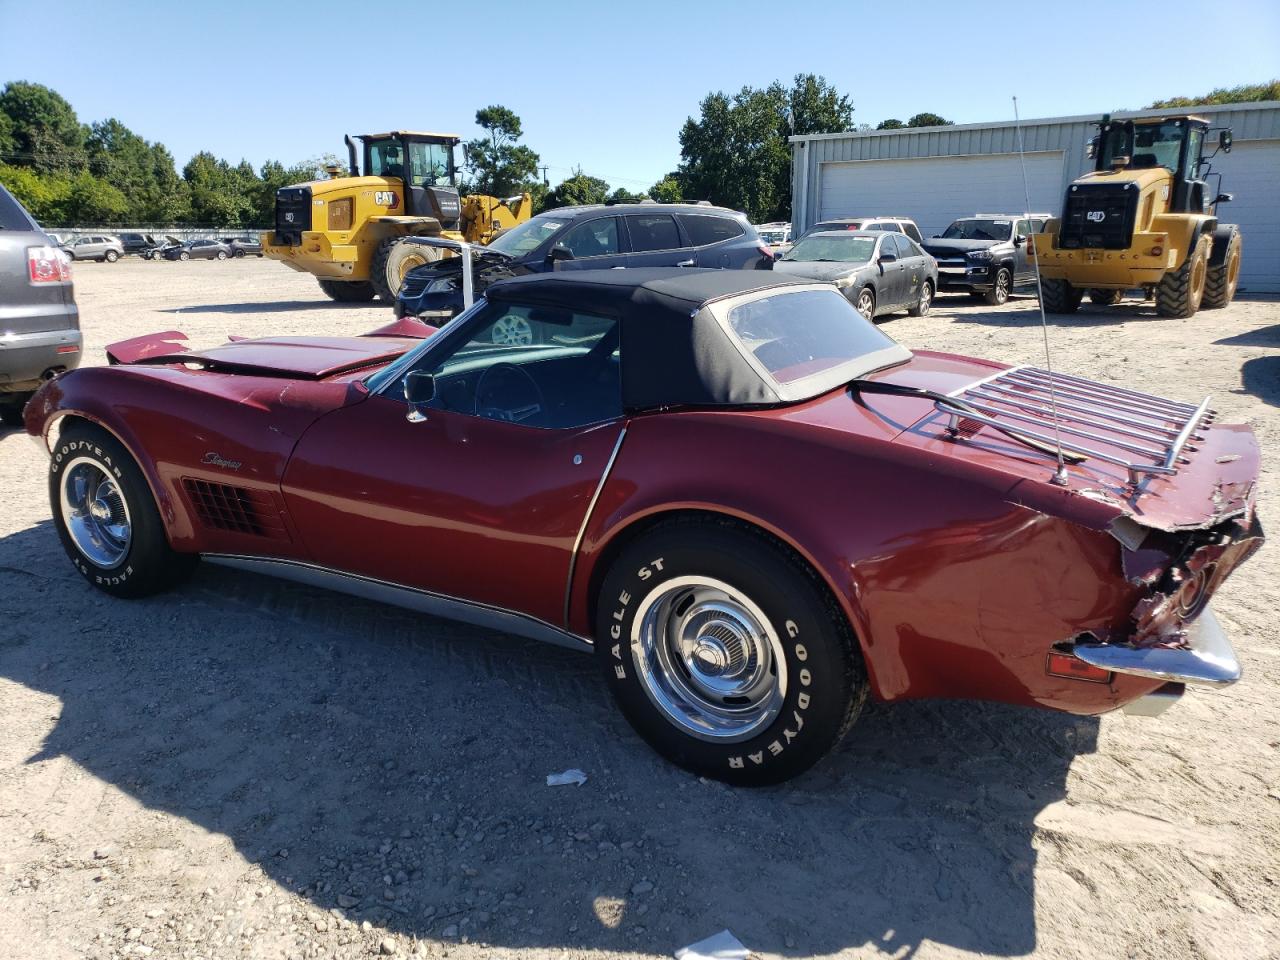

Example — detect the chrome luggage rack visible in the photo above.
[938,366,1214,488]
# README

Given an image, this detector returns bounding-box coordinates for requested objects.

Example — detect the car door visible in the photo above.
[894,235,928,306]
[547,216,629,272]
[1012,218,1033,279]
[677,213,750,268]
[876,234,909,309]
[618,213,690,268]
[281,300,626,628]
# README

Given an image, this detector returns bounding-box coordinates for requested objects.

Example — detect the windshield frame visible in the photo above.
[704,283,912,402]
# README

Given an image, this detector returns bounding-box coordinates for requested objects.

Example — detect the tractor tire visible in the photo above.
[317,278,377,303]
[370,237,442,302]
[1088,289,1124,305]
[1155,235,1210,319]
[1203,227,1242,309]
[1039,278,1083,314]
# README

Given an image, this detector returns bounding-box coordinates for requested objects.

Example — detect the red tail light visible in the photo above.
[757,243,773,259]
[1046,652,1111,684]
[28,246,71,284]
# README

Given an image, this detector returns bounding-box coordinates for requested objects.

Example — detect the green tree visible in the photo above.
[648,173,683,203]
[0,111,15,158]
[1147,80,1280,108]
[876,118,905,130]
[677,74,853,222]
[183,151,258,226]
[608,186,647,204]
[0,81,86,173]
[0,162,69,222]
[64,170,129,222]
[464,105,540,197]
[905,112,952,128]
[545,170,610,209]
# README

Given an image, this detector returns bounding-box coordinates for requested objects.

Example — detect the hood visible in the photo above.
[771,259,867,282]
[921,238,1000,255]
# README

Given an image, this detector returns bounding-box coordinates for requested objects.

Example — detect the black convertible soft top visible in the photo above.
[485,269,831,410]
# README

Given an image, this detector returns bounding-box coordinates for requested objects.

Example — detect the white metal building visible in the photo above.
[790,101,1280,293]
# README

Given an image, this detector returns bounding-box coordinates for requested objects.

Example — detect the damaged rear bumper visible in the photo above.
[1074,606,1240,687]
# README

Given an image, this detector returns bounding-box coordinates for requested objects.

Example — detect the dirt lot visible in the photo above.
[2,258,1278,960]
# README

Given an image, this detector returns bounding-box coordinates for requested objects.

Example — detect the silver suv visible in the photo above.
[0,184,81,426]
[794,216,923,245]
[61,234,124,262]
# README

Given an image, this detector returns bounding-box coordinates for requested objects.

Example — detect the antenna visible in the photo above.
[1012,96,1070,486]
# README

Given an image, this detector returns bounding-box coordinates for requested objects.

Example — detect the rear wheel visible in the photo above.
[49,424,196,598]
[1203,228,1242,309]
[317,278,377,303]
[1040,278,1083,314]
[908,279,934,317]
[1089,289,1124,305]
[216,250,228,261]
[371,237,442,302]
[104,250,119,263]
[234,249,246,258]
[595,518,867,786]
[1155,235,1209,318]
[983,266,1011,305]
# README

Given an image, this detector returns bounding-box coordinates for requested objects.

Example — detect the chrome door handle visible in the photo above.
[676,259,696,267]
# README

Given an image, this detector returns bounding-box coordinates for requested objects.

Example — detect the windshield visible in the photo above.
[781,235,876,263]
[941,219,1010,241]
[717,287,909,389]
[487,216,567,257]
[1099,119,1187,173]
[408,141,454,187]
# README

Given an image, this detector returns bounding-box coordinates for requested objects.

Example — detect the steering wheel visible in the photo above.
[474,362,546,425]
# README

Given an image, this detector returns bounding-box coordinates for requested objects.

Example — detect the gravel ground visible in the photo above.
[1,258,1278,960]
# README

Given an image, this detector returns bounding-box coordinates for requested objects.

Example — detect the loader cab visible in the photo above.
[1088,116,1230,214]
[357,132,462,226]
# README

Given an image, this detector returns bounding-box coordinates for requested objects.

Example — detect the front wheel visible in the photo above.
[371,238,441,302]
[317,278,377,303]
[50,425,196,598]
[909,279,934,317]
[1202,228,1241,309]
[983,266,1011,305]
[854,286,876,320]
[1039,277,1083,314]
[1155,235,1209,318]
[595,519,867,786]
[234,249,246,258]
[179,251,190,261]
[216,250,228,260]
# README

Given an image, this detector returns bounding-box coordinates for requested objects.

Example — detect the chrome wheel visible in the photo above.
[491,315,534,346]
[59,456,132,569]
[630,576,787,742]
[917,282,933,315]
[855,288,875,320]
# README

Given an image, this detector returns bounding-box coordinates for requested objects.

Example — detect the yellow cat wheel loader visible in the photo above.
[1031,114,1241,318]
[261,132,531,303]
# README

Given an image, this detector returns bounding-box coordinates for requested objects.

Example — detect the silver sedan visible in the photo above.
[771,230,938,320]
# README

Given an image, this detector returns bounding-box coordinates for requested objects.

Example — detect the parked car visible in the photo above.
[772,229,937,319]
[921,213,1050,304]
[794,216,924,245]
[142,236,183,260]
[0,183,80,426]
[395,202,771,321]
[60,234,124,262]
[24,269,1262,784]
[222,236,263,258]
[754,221,792,251]
[164,239,232,261]
[119,233,163,256]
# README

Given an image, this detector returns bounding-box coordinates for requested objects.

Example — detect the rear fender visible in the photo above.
[1151,213,1216,266]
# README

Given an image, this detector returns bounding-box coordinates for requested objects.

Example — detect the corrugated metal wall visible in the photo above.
[791,101,1280,229]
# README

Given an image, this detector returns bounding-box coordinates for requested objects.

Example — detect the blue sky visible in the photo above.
[3,0,1277,189]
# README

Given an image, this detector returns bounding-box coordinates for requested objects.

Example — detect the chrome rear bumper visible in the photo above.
[1075,606,1240,687]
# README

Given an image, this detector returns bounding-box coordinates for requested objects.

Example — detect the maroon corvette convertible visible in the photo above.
[24,270,1262,784]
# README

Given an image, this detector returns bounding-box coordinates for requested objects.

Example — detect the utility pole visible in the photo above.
[540,165,549,186]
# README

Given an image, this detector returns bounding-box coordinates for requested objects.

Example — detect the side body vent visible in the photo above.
[182,479,289,540]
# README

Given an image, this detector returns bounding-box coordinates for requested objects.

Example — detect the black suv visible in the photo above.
[395,203,770,320]
[921,213,1049,304]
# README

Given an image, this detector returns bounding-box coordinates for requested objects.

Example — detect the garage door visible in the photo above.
[817,152,1065,237]
[1211,140,1278,293]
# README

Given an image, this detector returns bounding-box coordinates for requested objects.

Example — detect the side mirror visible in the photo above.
[1013,235,1025,246]
[1213,193,1234,205]
[1219,130,1232,154]
[547,246,574,266]
[931,234,940,239]
[877,253,897,265]
[1086,135,1099,160]
[403,370,435,423]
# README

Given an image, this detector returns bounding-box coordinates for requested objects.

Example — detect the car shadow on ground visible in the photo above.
[1,521,1097,958]
[162,300,380,314]
[937,293,1160,328]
